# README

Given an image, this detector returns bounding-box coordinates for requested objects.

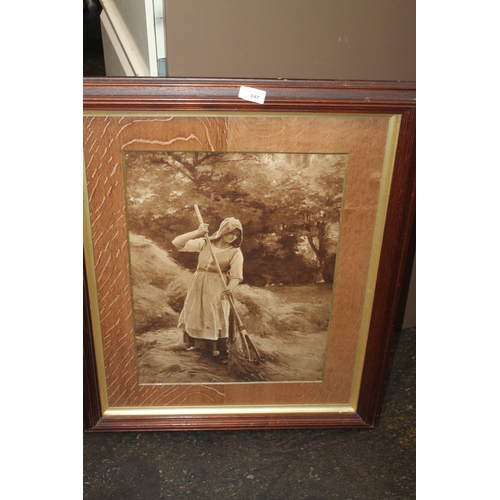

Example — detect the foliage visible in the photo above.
[125,151,346,285]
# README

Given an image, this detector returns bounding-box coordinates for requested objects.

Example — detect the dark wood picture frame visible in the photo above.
[83,78,415,432]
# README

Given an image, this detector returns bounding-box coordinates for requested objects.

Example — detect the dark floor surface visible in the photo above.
[83,1,106,77]
[83,327,415,500]
[83,7,416,498]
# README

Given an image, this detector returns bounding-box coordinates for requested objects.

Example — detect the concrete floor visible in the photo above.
[83,5,415,498]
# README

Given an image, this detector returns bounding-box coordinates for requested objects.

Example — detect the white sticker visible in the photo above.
[238,86,266,104]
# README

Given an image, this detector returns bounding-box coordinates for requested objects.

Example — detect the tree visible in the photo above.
[124,151,347,284]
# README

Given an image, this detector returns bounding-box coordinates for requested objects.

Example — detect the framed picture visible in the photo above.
[83,78,415,431]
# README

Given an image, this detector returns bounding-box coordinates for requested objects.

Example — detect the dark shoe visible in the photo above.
[217,351,229,364]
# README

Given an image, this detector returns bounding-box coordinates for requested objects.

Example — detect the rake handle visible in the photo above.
[194,205,227,285]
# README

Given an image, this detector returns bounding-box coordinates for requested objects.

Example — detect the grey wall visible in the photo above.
[164,0,416,327]
[165,0,416,80]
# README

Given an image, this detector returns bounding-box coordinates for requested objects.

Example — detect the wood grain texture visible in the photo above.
[356,107,416,425]
[83,78,415,431]
[84,115,230,408]
[87,411,370,432]
[83,78,416,112]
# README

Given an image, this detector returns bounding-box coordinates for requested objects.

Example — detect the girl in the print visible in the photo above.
[172,218,243,364]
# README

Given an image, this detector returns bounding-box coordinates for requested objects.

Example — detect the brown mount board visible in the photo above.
[83,78,415,431]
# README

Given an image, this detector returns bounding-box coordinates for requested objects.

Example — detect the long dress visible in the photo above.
[177,238,243,351]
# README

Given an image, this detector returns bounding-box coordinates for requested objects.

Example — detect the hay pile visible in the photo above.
[129,233,331,381]
[128,233,187,334]
[129,232,328,337]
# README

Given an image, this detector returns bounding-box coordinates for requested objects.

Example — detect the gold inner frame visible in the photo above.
[84,111,401,417]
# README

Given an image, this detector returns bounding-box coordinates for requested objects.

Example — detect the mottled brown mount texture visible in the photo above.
[83,79,415,431]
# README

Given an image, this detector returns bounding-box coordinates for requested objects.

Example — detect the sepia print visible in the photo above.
[124,151,348,384]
